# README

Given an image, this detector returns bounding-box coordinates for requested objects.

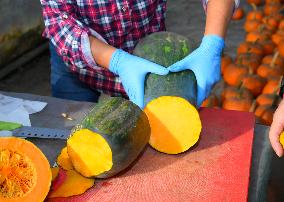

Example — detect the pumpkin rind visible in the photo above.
[0,137,51,202]
[68,97,150,178]
[133,32,196,67]
[133,31,198,106]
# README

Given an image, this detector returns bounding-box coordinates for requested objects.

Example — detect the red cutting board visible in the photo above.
[49,108,255,202]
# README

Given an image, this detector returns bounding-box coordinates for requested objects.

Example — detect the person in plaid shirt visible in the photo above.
[40,0,239,108]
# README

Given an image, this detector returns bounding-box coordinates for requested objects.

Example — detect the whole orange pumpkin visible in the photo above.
[222,97,253,112]
[221,55,233,75]
[277,40,284,57]
[232,8,245,20]
[236,53,262,73]
[237,42,264,56]
[224,63,249,86]
[242,74,267,97]
[221,86,254,102]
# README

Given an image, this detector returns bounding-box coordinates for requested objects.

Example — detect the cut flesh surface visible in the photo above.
[144,96,202,154]
[67,129,113,177]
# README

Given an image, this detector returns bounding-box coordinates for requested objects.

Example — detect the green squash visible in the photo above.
[67,97,150,178]
[134,32,202,154]
[133,31,198,106]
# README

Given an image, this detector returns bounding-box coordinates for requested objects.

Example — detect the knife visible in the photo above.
[12,126,71,140]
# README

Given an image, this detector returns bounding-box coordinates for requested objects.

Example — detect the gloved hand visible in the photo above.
[168,35,225,107]
[109,49,169,108]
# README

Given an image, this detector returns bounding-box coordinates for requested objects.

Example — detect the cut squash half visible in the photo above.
[0,137,51,202]
[144,96,202,154]
[67,129,113,177]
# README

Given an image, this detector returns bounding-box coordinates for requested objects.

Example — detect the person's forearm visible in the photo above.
[204,0,235,38]
[89,36,116,69]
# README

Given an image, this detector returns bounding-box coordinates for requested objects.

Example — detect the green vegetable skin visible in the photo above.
[74,97,150,178]
[0,121,22,131]
[133,32,198,106]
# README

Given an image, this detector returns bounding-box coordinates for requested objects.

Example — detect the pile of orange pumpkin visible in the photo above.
[202,0,284,126]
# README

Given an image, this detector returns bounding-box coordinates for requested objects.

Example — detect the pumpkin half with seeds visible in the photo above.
[0,137,51,202]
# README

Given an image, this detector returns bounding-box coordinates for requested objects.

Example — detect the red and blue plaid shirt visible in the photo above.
[40,0,239,97]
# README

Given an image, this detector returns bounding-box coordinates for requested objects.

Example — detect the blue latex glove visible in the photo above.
[109,49,169,108]
[168,35,225,107]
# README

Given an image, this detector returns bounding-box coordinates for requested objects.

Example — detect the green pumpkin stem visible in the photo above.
[249,100,257,112]
[251,3,257,11]
[270,51,279,68]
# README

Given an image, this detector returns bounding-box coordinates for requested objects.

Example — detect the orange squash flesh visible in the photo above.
[48,169,95,198]
[0,137,51,202]
[57,147,74,170]
[51,167,60,182]
[67,129,113,177]
[50,168,67,193]
[144,96,202,154]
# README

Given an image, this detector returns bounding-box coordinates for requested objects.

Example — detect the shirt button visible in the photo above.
[62,13,68,19]
[61,50,67,56]
[121,6,126,13]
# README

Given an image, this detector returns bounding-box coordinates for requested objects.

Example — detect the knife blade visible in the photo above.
[12,126,71,140]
